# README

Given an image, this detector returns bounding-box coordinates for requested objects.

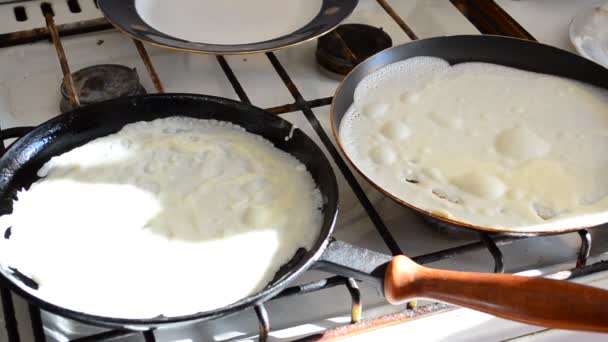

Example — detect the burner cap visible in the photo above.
[60,64,146,113]
[316,24,392,76]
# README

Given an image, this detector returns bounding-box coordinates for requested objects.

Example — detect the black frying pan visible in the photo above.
[331,35,608,236]
[1,94,608,332]
[97,0,358,54]
[0,94,340,328]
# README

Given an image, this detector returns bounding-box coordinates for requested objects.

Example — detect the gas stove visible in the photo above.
[1,1,608,341]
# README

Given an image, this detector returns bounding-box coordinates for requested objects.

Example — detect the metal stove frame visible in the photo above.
[0,1,606,341]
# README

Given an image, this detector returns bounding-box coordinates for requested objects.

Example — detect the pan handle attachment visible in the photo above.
[313,238,392,291]
[317,240,608,332]
[314,239,390,291]
[386,255,608,333]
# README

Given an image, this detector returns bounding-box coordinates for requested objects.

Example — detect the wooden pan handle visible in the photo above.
[385,255,608,332]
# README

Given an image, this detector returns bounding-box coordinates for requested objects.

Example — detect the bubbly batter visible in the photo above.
[0,117,323,318]
[340,57,608,231]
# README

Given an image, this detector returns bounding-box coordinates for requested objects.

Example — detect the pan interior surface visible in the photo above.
[0,94,338,327]
[135,0,323,45]
[98,0,358,54]
[332,35,608,235]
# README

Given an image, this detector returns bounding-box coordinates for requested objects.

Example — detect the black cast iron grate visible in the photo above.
[0,1,604,341]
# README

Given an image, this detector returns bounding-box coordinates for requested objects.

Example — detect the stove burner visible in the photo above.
[316,24,392,76]
[60,64,146,113]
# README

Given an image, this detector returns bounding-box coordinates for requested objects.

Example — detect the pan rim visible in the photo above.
[330,34,608,236]
[0,93,339,328]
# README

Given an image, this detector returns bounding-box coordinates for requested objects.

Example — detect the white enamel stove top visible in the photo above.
[0,1,607,341]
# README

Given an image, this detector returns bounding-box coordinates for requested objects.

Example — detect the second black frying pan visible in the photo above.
[97,0,358,54]
[331,35,608,235]
[1,94,608,332]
